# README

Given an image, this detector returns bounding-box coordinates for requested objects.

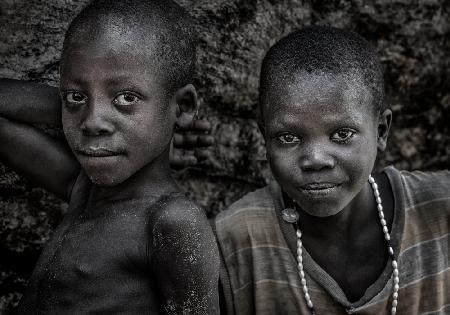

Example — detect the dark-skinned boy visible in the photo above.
[216,27,449,315]
[0,0,219,314]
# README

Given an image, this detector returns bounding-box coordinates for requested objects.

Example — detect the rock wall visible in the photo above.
[0,0,449,312]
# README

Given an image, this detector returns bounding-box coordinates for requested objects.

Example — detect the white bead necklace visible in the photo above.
[284,175,399,315]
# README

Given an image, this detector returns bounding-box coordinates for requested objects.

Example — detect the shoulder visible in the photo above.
[385,166,450,210]
[215,184,275,224]
[214,183,279,248]
[151,193,210,235]
[150,193,219,274]
[148,196,220,314]
[150,193,216,254]
[392,167,450,192]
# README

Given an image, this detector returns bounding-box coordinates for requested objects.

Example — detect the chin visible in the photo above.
[295,196,348,218]
[302,206,343,217]
[86,170,128,187]
[89,176,122,187]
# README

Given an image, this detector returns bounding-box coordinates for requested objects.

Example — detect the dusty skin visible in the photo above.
[16,170,219,314]
[0,0,220,312]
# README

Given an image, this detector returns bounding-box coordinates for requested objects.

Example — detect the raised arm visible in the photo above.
[152,199,220,315]
[0,79,80,201]
[0,79,62,124]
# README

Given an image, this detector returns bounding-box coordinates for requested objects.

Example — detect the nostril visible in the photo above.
[97,128,112,136]
[300,153,335,171]
[80,120,114,136]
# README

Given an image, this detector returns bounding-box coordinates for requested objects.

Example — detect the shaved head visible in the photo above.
[62,0,197,95]
[260,26,385,118]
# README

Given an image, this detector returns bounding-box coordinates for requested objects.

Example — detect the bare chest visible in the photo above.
[18,203,159,314]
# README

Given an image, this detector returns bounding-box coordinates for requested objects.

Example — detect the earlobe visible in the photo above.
[377,109,392,151]
[175,84,198,129]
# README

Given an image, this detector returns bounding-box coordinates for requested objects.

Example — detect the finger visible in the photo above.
[173,134,214,148]
[176,119,211,132]
[194,149,212,162]
[191,119,211,132]
[170,150,198,169]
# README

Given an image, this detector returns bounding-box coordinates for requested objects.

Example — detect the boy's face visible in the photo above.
[60,35,175,186]
[263,73,387,217]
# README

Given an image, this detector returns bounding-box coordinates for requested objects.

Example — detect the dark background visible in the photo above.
[0,0,449,312]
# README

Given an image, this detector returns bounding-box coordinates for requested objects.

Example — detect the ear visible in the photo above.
[256,116,270,161]
[174,84,198,129]
[256,103,267,140]
[257,120,266,141]
[377,109,392,151]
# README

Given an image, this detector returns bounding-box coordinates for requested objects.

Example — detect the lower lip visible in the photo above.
[80,153,120,157]
[78,154,123,164]
[297,184,341,197]
[76,149,123,157]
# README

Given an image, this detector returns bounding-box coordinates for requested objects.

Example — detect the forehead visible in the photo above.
[60,52,165,101]
[61,24,160,82]
[263,72,374,128]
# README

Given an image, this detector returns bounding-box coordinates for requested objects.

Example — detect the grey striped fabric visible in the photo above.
[216,167,450,315]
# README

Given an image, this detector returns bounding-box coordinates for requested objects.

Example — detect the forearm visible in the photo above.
[0,78,61,125]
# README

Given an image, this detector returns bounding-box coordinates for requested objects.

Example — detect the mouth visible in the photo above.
[76,147,124,157]
[297,182,342,196]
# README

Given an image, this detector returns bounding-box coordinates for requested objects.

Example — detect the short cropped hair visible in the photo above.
[260,26,385,115]
[62,0,196,95]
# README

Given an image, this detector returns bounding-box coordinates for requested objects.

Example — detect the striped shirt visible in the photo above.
[215,167,450,314]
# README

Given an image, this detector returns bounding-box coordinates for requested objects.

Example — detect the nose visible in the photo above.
[80,103,115,136]
[299,143,335,172]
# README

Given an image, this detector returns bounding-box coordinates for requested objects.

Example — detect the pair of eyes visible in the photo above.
[276,129,356,144]
[62,91,140,107]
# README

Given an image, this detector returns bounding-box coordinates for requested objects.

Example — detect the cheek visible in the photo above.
[126,113,175,161]
[340,140,378,183]
[267,146,297,183]
[62,118,78,149]
[136,117,173,146]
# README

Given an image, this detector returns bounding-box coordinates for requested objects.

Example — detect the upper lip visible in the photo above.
[76,147,123,157]
[298,182,341,190]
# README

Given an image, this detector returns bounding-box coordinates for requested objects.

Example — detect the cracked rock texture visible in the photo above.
[0,0,449,312]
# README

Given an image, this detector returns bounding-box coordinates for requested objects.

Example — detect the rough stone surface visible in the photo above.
[0,0,449,312]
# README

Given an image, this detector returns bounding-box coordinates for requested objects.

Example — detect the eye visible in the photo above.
[113,92,140,107]
[63,91,87,107]
[331,128,356,143]
[277,133,301,144]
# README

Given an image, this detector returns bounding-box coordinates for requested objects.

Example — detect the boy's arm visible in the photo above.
[0,79,80,201]
[0,79,62,124]
[152,200,220,315]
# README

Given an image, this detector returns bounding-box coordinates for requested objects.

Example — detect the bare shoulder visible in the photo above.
[151,193,211,236]
[149,192,217,261]
[150,193,220,314]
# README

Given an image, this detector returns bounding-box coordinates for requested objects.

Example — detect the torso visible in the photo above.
[218,167,450,315]
[18,172,181,314]
[299,173,395,302]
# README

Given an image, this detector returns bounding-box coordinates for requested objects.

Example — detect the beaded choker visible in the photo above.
[282,175,399,315]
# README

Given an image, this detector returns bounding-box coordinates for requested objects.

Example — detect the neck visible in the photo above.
[89,149,177,204]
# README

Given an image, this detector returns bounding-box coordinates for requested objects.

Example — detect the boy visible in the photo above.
[216,26,449,314]
[0,0,219,313]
